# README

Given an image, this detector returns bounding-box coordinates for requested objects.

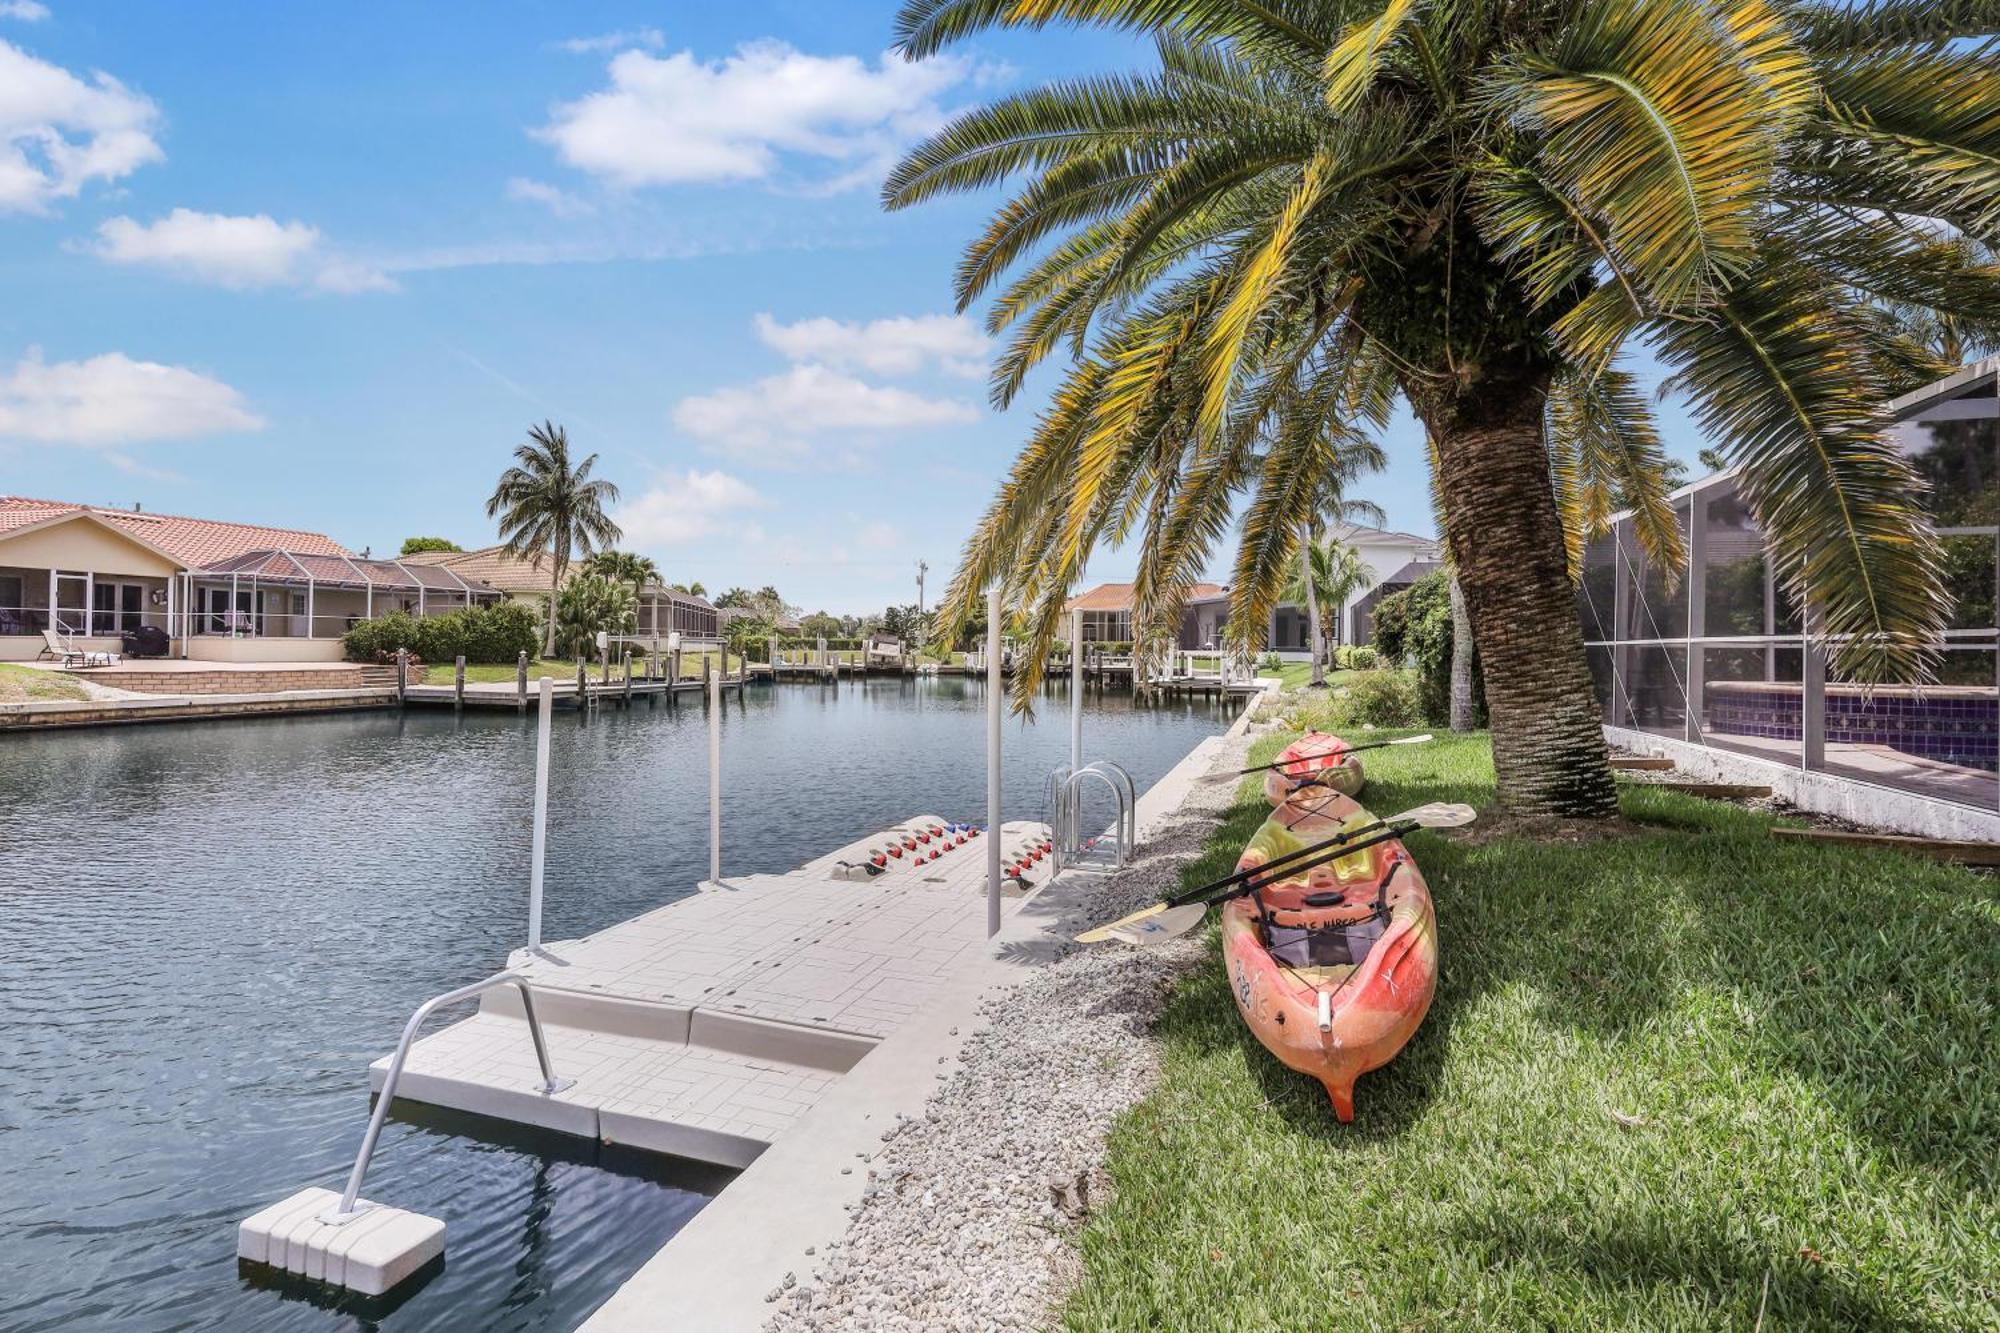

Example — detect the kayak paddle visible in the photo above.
[1076,802,1474,943]
[1205,733,1435,782]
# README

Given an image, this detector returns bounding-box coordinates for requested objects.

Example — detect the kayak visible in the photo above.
[1261,730,1364,803]
[1224,738,1437,1121]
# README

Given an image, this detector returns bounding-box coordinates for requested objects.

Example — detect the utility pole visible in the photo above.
[916,559,929,653]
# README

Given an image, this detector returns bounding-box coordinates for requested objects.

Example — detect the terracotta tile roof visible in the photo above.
[407,544,562,594]
[0,495,352,568]
[1063,581,1225,613]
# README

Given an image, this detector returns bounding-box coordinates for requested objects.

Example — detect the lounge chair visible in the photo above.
[40,627,119,669]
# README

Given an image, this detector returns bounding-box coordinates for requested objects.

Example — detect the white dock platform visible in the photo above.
[369,817,1059,1168]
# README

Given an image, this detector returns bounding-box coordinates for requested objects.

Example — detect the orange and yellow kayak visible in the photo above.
[1223,734,1437,1121]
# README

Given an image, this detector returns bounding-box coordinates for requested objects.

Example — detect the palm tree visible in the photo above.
[890,0,1992,817]
[555,573,637,660]
[486,422,622,657]
[1287,536,1376,681]
[583,550,661,600]
[1300,457,1384,686]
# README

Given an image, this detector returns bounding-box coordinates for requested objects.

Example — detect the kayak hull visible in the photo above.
[1261,730,1364,804]
[1223,764,1437,1121]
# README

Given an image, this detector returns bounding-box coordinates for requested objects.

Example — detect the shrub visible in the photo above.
[1346,645,1377,670]
[1338,668,1423,727]
[1259,651,1283,670]
[341,601,541,665]
[1368,571,1484,727]
[555,574,637,660]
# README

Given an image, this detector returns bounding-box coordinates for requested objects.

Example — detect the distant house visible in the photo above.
[0,495,500,663]
[406,545,719,640]
[1062,525,1441,658]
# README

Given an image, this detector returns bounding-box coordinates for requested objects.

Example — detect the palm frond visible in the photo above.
[1653,258,1945,680]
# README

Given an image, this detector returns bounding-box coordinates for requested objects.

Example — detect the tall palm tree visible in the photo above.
[486,422,622,657]
[890,0,1995,817]
[1286,535,1376,681]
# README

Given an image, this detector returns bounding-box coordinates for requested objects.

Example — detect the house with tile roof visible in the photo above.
[1062,525,1440,658]
[0,496,501,663]
[405,544,721,640]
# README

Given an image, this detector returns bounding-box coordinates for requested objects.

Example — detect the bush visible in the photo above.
[1368,571,1484,727]
[555,574,637,660]
[1259,651,1283,670]
[1268,667,1424,732]
[1345,645,1377,670]
[341,601,541,665]
[1338,668,1423,727]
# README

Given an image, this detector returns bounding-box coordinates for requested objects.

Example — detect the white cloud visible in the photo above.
[673,363,978,463]
[535,40,970,191]
[754,313,988,378]
[615,468,767,547]
[0,2,51,21]
[556,27,663,55]
[0,38,161,213]
[0,350,263,446]
[505,175,594,218]
[89,208,395,293]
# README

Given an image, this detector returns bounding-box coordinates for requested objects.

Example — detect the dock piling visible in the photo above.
[528,676,552,950]
[396,648,407,704]
[454,656,465,712]
[516,651,528,714]
[708,649,722,885]
[986,586,1002,938]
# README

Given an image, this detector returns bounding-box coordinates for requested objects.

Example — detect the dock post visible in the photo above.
[576,658,586,711]
[396,648,407,704]
[1070,608,1083,774]
[454,656,466,712]
[528,676,553,951]
[622,650,632,706]
[986,586,1003,938]
[517,651,528,714]
[708,646,722,885]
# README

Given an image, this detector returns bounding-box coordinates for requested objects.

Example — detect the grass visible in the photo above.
[1063,731,1999,1330]
[1268,660,1367,690]
[0,662,89,703]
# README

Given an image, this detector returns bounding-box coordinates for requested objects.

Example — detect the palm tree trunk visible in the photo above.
[545,549,565,658]
[1448,574,1475,732]
[1300,522,1325,688]
[1429,377,1615,818]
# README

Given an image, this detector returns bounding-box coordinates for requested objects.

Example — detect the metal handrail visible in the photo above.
[1082,760,1139,852]
[1050,759,1138,870]
[321,970,574,1224]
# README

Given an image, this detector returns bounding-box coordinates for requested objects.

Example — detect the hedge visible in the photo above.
[342,602,542,665]
[1369,570,1485,728]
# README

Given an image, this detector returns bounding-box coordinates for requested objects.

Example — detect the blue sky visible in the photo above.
[1,2,1709,613]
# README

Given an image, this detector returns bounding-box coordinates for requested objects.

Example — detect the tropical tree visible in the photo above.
[583,550,661,600]
[892,0,1996,817]
[554,574,637,660]
[400,536,461,555]
[486,422,622,657]
[1286,537,1375,683]
[1298,451,1384,686]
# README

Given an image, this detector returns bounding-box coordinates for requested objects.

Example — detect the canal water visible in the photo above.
[0,677,1234,1331]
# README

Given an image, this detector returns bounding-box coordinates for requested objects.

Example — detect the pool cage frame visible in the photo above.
[1584,357,2000,814]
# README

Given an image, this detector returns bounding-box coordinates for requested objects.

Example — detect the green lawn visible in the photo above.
[0,662,89,702]
[420,658,575,685]
[1064,732,1998,1330]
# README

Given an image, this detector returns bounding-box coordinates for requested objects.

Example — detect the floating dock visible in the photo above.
[365,817,1060,1168]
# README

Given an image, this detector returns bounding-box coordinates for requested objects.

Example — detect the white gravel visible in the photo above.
[766,732,1255,1331]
